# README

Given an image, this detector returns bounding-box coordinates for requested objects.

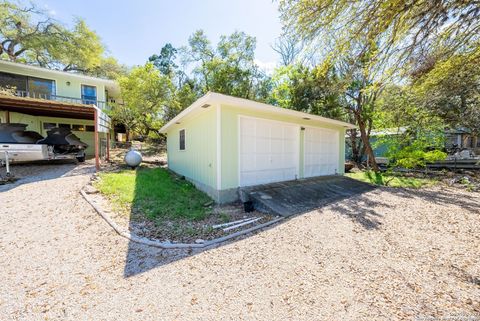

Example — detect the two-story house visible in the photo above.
[0,60,119,160]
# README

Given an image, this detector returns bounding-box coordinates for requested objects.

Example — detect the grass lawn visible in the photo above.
[94,167,212,221]
[346,170,438,188]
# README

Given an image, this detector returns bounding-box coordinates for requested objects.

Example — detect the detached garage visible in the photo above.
[160,92,355,203]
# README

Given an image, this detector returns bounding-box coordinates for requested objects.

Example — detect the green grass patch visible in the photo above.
[346,171,437,188]
[94,167,212,221]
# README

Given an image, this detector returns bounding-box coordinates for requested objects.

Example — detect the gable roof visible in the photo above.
[160,92,356,133]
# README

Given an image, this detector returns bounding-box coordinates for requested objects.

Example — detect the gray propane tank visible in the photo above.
[124,149,142,169]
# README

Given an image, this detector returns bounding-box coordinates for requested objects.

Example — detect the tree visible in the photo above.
[182,30,271,101]
[47,19,105,73]
[272,33,303,66]
[0,1,117,76]
[375,85,447,169]
[270,64,343,119]
[110,63,177,140]
[174,81,197,110]
[148,43,178,77]
[88,56,129,79]
[0,1,62,62]
[279,0,480,68]
[412,46,480,137]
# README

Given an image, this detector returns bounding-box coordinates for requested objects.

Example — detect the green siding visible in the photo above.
[220,104,346,190]
[9,112,41,133]
[164,102,348,201]
[166,107,217,190]
[0,63,115,158]
[0,62,114,102]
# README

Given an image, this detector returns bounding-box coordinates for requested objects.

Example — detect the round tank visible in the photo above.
[124,149,142,168]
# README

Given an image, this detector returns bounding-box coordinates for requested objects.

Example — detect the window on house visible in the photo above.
[28,77,55,98]
[72,124,85,131]
[0,72,27,93]
[85,125,95,132]
[43,122,56,130]
[179,129,186,150]
[81,85,97,105]
[58,123,71,129]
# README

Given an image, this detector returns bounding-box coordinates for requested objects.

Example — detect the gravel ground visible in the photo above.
[1,163,479,321]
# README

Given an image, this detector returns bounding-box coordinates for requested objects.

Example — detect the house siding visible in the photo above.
[166,106,217,197]
[220,104,346,191]
[0,62,112,102]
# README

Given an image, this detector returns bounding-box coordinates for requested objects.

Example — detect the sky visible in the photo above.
[39,0,283,72]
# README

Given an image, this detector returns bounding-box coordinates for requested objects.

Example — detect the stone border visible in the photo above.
[80,187,284,249]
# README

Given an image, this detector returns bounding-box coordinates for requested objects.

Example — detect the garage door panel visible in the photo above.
[304,127,339,178]
[256,154,271,170]
[256,124,270,138]
[239,117,299,187]
[284,126,296,137]
[284,143,296,153]
[240,135,255,153]
[271,140,283,153]
[284,153,297,167]
[271,126,283,139]
[241,118,256,135]
[240,154,255,170]
[257,137,271,152]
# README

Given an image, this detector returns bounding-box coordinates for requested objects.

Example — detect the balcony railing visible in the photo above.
[11,90,110,110]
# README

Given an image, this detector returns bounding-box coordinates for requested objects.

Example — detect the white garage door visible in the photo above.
[239,117,299,187]
[304,127,339,177]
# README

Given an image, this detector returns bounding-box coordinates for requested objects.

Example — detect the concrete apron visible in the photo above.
[240,175,375,217]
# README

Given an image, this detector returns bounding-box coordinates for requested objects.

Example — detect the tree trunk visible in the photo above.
[349,129,362,165]
[355,114,379,172]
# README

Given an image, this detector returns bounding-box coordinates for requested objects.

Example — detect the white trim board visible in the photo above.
[216,104,222,189]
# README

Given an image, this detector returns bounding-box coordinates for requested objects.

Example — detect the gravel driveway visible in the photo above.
[1,163,479,320]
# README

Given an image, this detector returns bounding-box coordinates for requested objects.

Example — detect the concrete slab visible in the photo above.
[241,176,375,216]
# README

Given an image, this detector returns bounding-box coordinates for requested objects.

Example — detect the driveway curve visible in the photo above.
[1,163,479,320]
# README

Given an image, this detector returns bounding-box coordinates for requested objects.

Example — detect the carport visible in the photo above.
[0,95,110,170]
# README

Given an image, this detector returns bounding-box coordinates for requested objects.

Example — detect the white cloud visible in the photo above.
[254,59,277,75]
[42,3,56,16]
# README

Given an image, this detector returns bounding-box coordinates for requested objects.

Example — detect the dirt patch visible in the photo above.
[89,147,278,244]
[85,178,276,244]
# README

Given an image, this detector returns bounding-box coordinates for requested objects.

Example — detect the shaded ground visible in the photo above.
[1,162,479,320]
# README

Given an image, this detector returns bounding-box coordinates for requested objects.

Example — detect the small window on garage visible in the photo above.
[85,125,95,132]
[72,124,85,131]
[58,123,71,129]
[179,129,186,150]
[43,122,56,130]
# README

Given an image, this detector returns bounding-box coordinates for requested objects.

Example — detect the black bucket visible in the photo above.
[243,201,254,213]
